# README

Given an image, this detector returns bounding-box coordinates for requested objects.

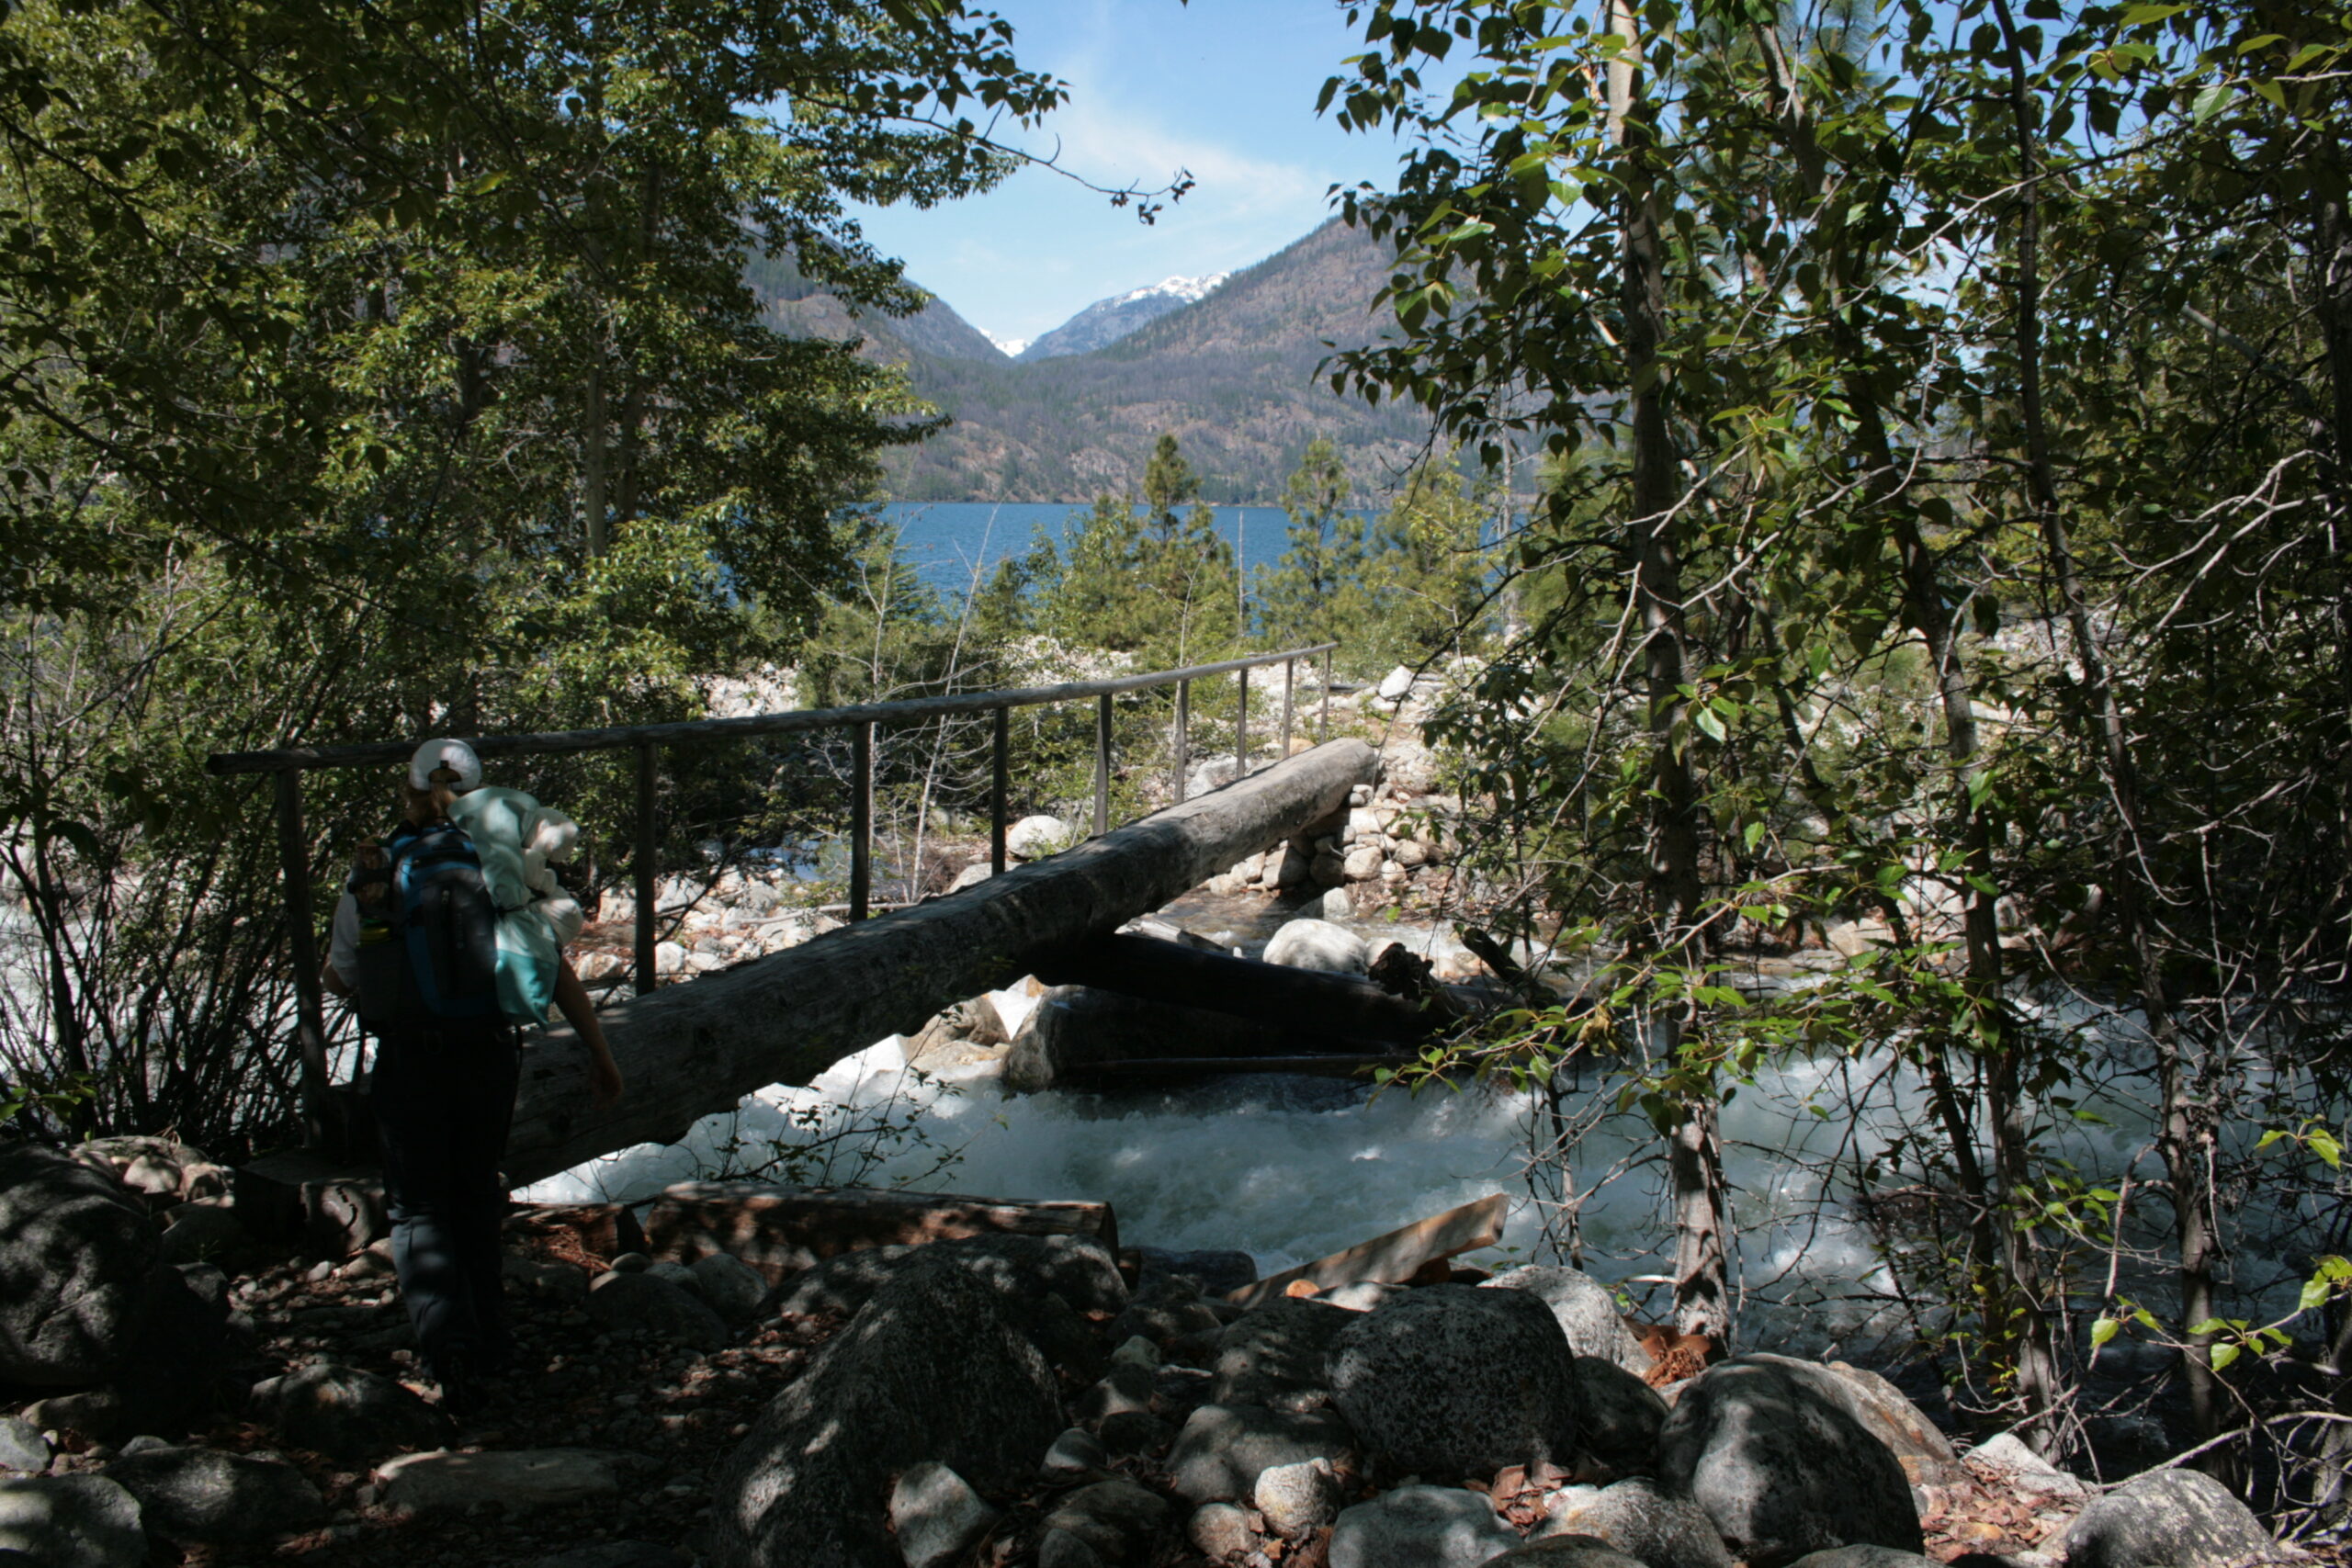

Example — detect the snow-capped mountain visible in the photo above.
[981,330,1030,359]
[1017,272,1231,362]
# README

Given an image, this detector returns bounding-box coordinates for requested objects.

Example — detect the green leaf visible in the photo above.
[1695,706,1727,743]
[2090,1316,2119,1348]
[2192,82,2234,123]
[2211,1342,2241,1372]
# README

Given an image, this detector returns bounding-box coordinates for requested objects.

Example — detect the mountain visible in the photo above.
[1017,273,1229,362]
[751,219,1440,504]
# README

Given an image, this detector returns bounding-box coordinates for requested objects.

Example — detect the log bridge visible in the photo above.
[210,646,1453,1218]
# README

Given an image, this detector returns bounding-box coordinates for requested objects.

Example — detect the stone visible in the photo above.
[1077,1363,1158,1428]
[1377,666,1416,701]
[1317,886,1354,919]
[1542,1478,1734,1568]
[1111,1277,1224,1346]
[1007,814,1073,860]
[1210,1296,1352,1409]
[375,1448,621,1516]
[1787,1359,1963,1489]
[156,1201,243,1266]
[263,1361,454,1464]
[0,1416,48,1473]
[1329,1483,1519,1568]
[1395,840,1430,870]
[1781,1550,1942,1568]
[503,1255,592,1303]
[1312,849,1348,886]
[103,1446,326,1543]
[1044,1427,1112,1477]
[1135,1246,1259,1299]
[1041,1477,1170,1564]
[1963,1432,2087,1498]
[1096,1409,1171,1459]
[1189,1500,1254,1561]
[1253,1457,1342,1538]
[0,1143,159,1387]
[708,1253,1062,1568]
[1272,844,1315,889]
[586,1269,731,1351]
[1572,1356,1670,1475]
[1263,917,1372,976]
[947,863,992,894]
[21,1389,122,1442]
[646,1259,704,1295]
[889,1461,999,1568]
[610,1250,652,1272]
[1656,1356,1923,1568]
[1110,1335,1161,1370]
[654,940,689,975]
[1007,985,1291,1089]
[114,1258,240,1432]
[1491,1539,1652,1568]
[1342,844,1385,881]
[1330,1283,1579,1479]
[691,1252,770,1325]
[1167,1403,1354,1504]
[1481,1266,1651,1376]
[2060,1467,2276,1568]
[526,1545,685,1568]
[0,1473,146,1568]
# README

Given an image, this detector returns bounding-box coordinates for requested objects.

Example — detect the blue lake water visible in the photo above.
[874,502,1331,595]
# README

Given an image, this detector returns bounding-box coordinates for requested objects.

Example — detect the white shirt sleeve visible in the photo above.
[327,893,362,979]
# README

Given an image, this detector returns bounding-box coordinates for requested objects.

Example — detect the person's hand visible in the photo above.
[588,1049,624,1109]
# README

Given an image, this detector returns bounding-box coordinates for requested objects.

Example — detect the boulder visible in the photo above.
[1044,1427,1112,1477]
[1007,815,1073,860]
[1328,1483,1519,1568]
[1342,845,1385,882]
[102,1446,325,1543]
[1076,1363,1157,1428]
[526,1545,685,1568]
[1490,1539,1652,1568]
[1189,1501,1254,1560]
[1167,1404,1355,1504]
[0,1144,159,1387]
[691,1253,770,1325]
[1263,919,1371,976]
[1006,985,1290,1090]
[1041,1477,1169,1565]
[1329,1283,1579,1479]
[1656,1356,1922,1568]
[707,1253,1063,1568]
[156,1201,244,1266]
[0,1416,48,1473]
[1541,1479,1734,1568]
[114,1260,242,1431]
[586,1269,731,1350]
[2061,1467,2276,1568]
[1748,1357,1962,1489]
[1317,886,1354,919]
[1209,1296,1352,1410]
[889,1461,999,1568]
[1253,1457,1343,1538]
[262,1361,454,1464]
[1963,1432,2087,1499]
[1782,1550,1941,1568]
[1135,1247,1258,1298]
[1572,1356,1670,1475]
[1109,1276,1224,1347]
[1376,667,1416,702]
[1481,1266,1651,1375]
[0,1472,146,1568]
[375,1449,622,1517]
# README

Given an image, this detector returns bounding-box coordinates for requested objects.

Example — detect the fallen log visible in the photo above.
[1059,1055,1413,1080]
[502,739,1377,1187]
[1032,933,1450,1046]
[1226,1191,1510,1309]
[641,1183,1118,1284]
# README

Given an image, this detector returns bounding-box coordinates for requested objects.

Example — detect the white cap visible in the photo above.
[407,738,483,794]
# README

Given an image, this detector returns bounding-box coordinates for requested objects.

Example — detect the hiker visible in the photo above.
[321,738,623,1413]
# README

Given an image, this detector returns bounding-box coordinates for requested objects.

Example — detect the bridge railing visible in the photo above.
[208,641,1339,1146]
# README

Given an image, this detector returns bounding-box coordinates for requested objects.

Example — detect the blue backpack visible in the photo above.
[347,820,503,1026]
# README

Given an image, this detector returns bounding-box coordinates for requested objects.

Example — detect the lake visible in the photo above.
[875,501,1338,594]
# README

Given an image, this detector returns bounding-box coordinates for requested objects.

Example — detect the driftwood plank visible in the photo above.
[1225,1191,1510,1308]
[642,1183,1119,1284]
[502,739,1377,1187]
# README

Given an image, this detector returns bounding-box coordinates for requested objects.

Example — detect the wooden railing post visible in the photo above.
[1320,647,1333,742]
[634,743,658,995]
[1173,679,1190,803]
[990,705,1009,876]
[1237,665,1250,779]
[274,769,333,1150]
[1281,658,1295,759]
[851,721,873,921]
[1094,694,1113,837]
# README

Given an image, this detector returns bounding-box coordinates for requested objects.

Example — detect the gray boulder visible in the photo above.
[0,1416,47,1473]
[263,1361,454,1464]
[0,1144,159,1386]
[1007,814,1072,860]
[1211,1296,1352,1410]
[1491,1539,1652,1568]
[0,1473,146,1568]
[1168,1403,1355,1504]
[1044,1427,1112,1477]
[1542,1478,1735,1568]
[2061,1468,2276,1568]
[526,1547,685,1568]
[691,1253,770,1325]
[1482,1266,1651,1376]
[1657,1356,1922,1568]
[1330,1283,1579,1478]
[761,1230,1126,1321]
[1745,1356,1962,1489]
[1109,1276,1223,1347]
[103,1445,326,1544]
[1573,1356,1670,1475]
[1134,1247,1257,1298]
[1328,1483,1519,1568]
[1189,1500,1254,1560]
[1253,1457,1343,1539]
[707,1253,1062,1568]
[586,1270,731,1350]
[889,1461,998,1568]
[1263,919,1371,976]
[1006,986,1291,1091]
[1040,1477,1169,1565]
[1782,1550,1942,1568]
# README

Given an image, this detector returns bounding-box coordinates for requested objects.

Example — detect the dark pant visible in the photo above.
[369,1022,519,1380]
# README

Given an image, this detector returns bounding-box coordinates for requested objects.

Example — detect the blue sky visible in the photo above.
[847,0,1432,346]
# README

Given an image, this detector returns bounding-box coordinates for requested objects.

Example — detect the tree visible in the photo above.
[1257,437,1371,654]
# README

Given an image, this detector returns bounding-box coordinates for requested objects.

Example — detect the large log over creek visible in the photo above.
[502,738,1378,1187]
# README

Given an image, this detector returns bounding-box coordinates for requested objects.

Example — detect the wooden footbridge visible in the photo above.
[209,644,1445,1196]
